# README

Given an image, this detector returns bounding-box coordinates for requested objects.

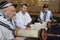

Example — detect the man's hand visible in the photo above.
[25,27,31,30]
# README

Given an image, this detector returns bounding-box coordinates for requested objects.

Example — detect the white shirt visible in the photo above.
[14,11,32,29]
[39,10,52,22]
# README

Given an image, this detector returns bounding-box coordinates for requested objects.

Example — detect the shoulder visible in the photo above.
[15,11,22,17]
[47,10,52,13]
[47,10,52,15]
[0,17,8,24]
[25,12,30,16]
[26,12,29,14]
[40,11,43,13]
[40,11,43,15]
[16,11,22,15]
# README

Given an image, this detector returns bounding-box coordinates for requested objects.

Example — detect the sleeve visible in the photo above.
[50,11,52,17]
[26,13,32,24]
[49,11,53,20]
[39,12,43,20]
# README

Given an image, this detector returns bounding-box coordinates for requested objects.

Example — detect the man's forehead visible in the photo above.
[8,6,16,10]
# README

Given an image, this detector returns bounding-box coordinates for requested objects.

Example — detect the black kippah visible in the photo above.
[0,1,8,9]
[21,3,27,7]
[43,4,48,8]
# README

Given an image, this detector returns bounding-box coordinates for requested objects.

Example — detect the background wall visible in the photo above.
[0,0,60,14]
[0,0,60,12]
[0,0,60,23]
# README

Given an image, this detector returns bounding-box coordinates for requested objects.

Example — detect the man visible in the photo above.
[38,4,60,40]
[0,1,17,40]
[38,4,53,28]
[14,3,32,40]
[14,3,32,29]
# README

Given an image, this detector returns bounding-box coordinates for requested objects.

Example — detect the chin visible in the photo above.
[9,17,13,19]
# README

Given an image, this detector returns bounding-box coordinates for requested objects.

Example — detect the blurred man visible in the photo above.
[14,3,32,30]
[14,3,32,40]
[38,4,53,28]
[38,4,60,40]
[0,1,17,40]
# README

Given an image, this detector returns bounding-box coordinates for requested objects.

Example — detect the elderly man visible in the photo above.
[0,1,17,40]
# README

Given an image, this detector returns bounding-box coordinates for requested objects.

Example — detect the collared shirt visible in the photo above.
[14,11,32,29]
[39,10,52,22]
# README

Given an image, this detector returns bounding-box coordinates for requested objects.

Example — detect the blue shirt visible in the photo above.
[0,12,4,17]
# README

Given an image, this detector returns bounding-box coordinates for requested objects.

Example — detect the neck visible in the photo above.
[43,11,47,13]
[21,11,26,15]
